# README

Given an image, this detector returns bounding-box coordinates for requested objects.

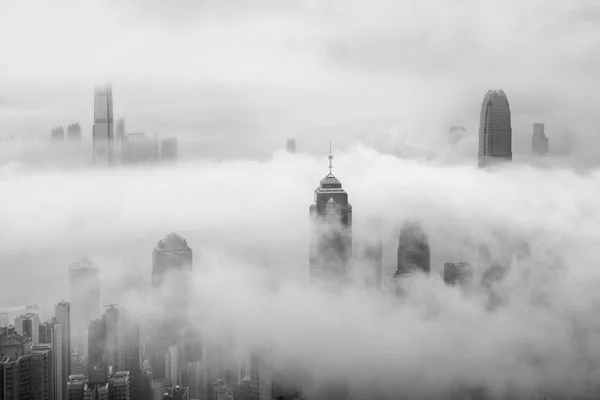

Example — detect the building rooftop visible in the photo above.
[70,257,98,271]
[155,232,190,252]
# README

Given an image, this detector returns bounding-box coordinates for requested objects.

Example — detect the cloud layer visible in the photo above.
[1,145,600,397]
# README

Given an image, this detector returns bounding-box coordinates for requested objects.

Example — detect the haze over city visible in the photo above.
[3,1,600,400]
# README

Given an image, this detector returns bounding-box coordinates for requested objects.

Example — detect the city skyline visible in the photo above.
[4,1,600,399]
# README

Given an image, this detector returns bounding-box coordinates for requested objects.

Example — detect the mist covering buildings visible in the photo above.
[5,1,600,398]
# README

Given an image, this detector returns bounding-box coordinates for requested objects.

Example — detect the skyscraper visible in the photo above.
[395,222,430,277]
[15,313,40,343]
[69,257,100,352]
[52,126,65,142]
[478,90,512,168]
[67,123,82,141]
[40,319,64,400]
[152,233,193,287]
[309,148,352,283]
[55,301,71,400]
[532,123,549,155]
[93,84,114,166]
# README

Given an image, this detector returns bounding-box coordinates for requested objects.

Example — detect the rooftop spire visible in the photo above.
[328,141,333,175]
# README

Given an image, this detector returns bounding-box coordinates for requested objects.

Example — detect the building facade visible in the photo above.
[395,222,430,277]
[443,262,474,287]
[532,123,549,155]
[93,84,115,166]
[478,89,512,168]
[69,257,100,353]
[55,301,72,400]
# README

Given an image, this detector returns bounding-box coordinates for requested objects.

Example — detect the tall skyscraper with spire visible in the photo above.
[93,84,114,166]
[395,222,430,277]
[478,89,512,168]
[309,145,352,283]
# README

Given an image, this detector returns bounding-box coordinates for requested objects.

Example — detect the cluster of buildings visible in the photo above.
[51,124,82,142]
[49,85,179,165]
[0,88,583,400]
[92,85,178,166]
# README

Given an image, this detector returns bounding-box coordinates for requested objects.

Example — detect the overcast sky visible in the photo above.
[2,0,600,161]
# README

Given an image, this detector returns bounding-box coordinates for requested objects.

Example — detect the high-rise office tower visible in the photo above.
[160,138,178,162]
[395,222,430,277]
[443,262,474,287]
[478,90,512,168]
[309,148,352,283]
[67,123,82,141]
[21,348,49,399]
[88,317,106,368]
[93,84,115,166]
[15,312,40,343]
[286,138,296,154]
[52,126,65,142]
[69,257,100,351]
[152,233,193,287]
[55,300,71,400]
[40,319,64,400]
[109,371,131,400]
[532,123,549,155]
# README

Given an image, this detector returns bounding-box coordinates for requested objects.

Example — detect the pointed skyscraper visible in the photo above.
[93,84,115,166]
[478,89,512,168]
[309,144,352,283]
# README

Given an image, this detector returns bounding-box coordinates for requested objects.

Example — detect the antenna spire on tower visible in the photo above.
[328,141,333,175]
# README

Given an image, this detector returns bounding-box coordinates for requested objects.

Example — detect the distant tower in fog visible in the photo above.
[478,90,512,168]
[286,138,296,154]
[362,217,383,289]
[51,126,65,142]
[67,123,82,141]
[69,257,100,350]
[152,233,193,287]
[395,222,430,277]
[309,145,352,283]
[93,84,114,166]
[532,123,549,155]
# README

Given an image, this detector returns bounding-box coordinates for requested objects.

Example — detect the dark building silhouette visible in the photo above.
[309,149,352,283]
[532,123,549,155]
[444,262,474,287]
[93,84,114,166]
[55,301,71,400]
[152,233,193,287]
[478,90,512,168]
[395,222,430,277]
[67,123,82,141]
[0,344,54,400]
[161,138,178,162]
[51,126,65,142]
